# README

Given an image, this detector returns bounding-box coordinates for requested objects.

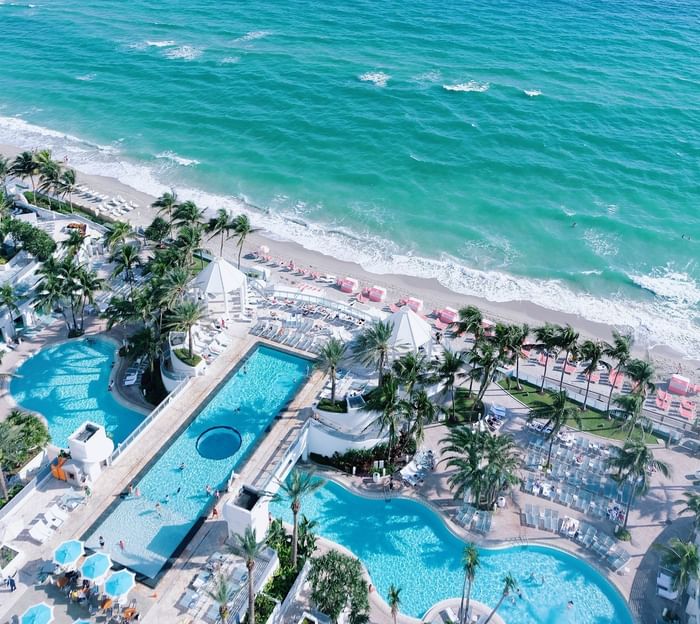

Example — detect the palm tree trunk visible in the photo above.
[69,190,73,213]
[606,364,621,416]
[220,231,224,257]
[291,509,299,568]
[539,357,549,393]
[583,377,592,410]
[546,436,555,470]
[237,241,243,270]
[464,579,473,624]
[0,467,9,500]
[515,355,522,391]
[451,384,456,422]
[459,575,468,624]
[622,486,636,531]
[559,349,568,390]
[330,369,336,402]
[247,568,255,624]
[483,594,506,624]
[188,326,194,359]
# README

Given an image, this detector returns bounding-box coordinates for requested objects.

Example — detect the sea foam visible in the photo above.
[163,45,203,61]
[524,89,542,97]
[234,31,271,44]
[359,72,390,87]
[155,151,200,167]
[1,113,699,360]
[443,81,490,93]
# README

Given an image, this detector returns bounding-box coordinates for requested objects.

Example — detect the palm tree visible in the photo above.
[151,189,178,237]
[9,151,39,193]
[38,157,62,209]
[273,469,325,568]
[57,168,77,210]
[164,300,205,359]
[655,538,700,597]
[441,427,520,510]
[0,421,22,500]
[231,527,265,624]
[172,200,205,229]
[404,389,437,448]
[387,584,401,624]
[110,243,141,295]
[175,223,205,269]
[469,341,504,407]
[510,323,530,390]
[603,331,633,414]
[607,439,670,532]
[365,375,402,461]
[626,358,656,397]
[206,208,236,256]
[528,391,582,469]
[459,544,480,624]
[206,574,233,621]
[451,305,483,344]
[0,155,9,192]
[554,324,579,391]
[534,323,559,392]
[0,283,20,339]
[61,229,86,260]
[483,573,518,624]
[676,491,700,532]
[129,325,163,374]
[104,221,133,252]
[612,393,644,440]
[75,267,103,333]
[579,339,608,410]
[352,320,394,386]
[437,349,464,422]
[392,351,430,399]
[156,267,191,318]
[317,338,347,401]
[232,214,258,269]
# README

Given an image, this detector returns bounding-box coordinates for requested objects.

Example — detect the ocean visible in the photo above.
[1,0,699,357]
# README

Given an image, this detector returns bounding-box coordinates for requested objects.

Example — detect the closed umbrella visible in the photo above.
[21,603,54,624]
[80,552,112,582]
[104,569,136,598]
[53,539,84,567]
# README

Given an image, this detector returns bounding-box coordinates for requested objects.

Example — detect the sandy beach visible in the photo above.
[1,141,697,378]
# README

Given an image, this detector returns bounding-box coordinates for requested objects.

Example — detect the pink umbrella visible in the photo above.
[406,297,423,312]
[668,374,690,395]
[368,286,387,303]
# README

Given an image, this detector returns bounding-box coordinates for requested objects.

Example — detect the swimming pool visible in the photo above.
[270,479,635,624]
[10,338,144,448]
[84,345,309,580]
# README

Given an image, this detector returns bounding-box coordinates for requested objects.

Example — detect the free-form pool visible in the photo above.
[84,345,309,580]
[270,479,634,624]
[10,338,144,448]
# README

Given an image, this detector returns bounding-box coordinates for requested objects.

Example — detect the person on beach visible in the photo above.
[118,539,125,551]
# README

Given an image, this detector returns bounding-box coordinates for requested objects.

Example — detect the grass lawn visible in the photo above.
[498,379,657,443]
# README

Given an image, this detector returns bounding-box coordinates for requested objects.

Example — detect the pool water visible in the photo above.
[270,480,634,624]
[10,338,144,448]
[85,345,309,579]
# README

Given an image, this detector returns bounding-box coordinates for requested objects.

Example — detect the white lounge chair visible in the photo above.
[29,522,53,543]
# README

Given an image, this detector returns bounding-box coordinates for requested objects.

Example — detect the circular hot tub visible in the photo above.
[196,426,242,460]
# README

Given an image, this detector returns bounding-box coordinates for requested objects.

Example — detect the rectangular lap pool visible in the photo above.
[84,345,310,581]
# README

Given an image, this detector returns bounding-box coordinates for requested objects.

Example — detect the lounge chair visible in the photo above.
[29,522,53,543]
[177,589,199,611]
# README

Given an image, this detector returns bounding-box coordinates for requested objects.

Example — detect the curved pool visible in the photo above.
[10,338,145,448]
[270,479,634,623]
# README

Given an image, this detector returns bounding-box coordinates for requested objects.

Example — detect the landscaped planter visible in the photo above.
[0,544,23,578]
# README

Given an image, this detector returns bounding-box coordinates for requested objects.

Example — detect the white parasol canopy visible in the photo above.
[388,306,432,355]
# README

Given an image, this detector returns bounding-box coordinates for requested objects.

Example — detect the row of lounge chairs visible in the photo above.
[250,320,327,354]
[28,494,86,543]
[455,504,493,534]
[522,504,559,532]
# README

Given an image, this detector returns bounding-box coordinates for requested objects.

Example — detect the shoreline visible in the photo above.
[1,140,698,376]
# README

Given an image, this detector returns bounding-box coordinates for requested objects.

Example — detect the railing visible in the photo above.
[509,369,694,437]
[261,287,378,323]
[256,420,311,493]
[16,196,109,233]
[0,461,53,523]
[109,377,191,464]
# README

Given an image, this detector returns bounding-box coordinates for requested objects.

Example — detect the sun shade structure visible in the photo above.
[189,256,248,318]
[80,552,112,582]
[104,569,136,598]
[53,539,84,567]
[21,603,54,624]
[388,306,433,355]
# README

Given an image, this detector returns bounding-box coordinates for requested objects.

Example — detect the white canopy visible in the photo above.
[190,256,248,318]
[388,306,432,354]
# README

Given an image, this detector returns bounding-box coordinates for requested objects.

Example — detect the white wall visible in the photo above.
[307,420,386,457]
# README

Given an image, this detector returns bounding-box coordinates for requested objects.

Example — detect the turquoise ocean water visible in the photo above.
[1,0,699,356]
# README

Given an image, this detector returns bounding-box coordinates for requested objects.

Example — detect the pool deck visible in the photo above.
[315,393,699,624]
[0,317,326,624]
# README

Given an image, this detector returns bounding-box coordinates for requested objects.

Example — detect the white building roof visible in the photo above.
[388,306,432,352]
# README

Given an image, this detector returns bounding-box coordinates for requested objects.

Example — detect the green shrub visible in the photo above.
[173,348,202,367]
[317,397,347,413]
[310,438,415,476]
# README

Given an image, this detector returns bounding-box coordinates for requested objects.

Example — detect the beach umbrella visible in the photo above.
[20,603,54,624]
[53,539,84,567]
[80,552,112,582]
[104,569,136,598]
